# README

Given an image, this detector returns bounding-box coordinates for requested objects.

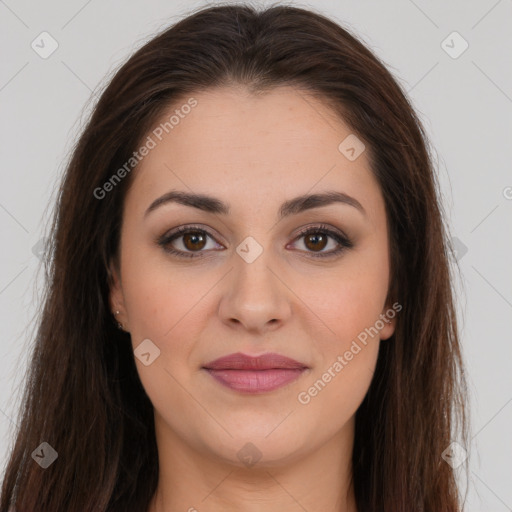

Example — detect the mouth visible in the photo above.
[202,352,309,394]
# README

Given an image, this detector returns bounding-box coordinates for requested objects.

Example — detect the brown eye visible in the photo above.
[291,224,353,259]
[157,226,223,258]
[303,232,328,252]
[182,231,207,251]
[158,223,353,260]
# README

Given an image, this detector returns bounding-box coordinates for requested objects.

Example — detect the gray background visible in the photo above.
[1,0,511,510]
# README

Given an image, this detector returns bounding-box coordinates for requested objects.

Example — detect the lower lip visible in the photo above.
[204,368,306,393]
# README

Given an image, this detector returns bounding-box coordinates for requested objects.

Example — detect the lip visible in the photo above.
[204,352,308,371]
[203,352,309,393]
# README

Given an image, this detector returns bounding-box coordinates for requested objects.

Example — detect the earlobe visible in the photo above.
[379,318,396,341]
[107,261,128,331]
[379,302,399,341]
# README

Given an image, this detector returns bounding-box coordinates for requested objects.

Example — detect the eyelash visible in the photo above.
[156,223,353,260]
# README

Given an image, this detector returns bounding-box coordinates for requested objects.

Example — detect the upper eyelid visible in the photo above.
[161,224,224,244]
[161,223,347,242]
[157,224,352,261]
[160,223,350,250]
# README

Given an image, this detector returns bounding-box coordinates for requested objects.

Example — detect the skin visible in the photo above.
[109,84,396,512]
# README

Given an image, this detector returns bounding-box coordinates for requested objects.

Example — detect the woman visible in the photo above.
[0,3,469,511]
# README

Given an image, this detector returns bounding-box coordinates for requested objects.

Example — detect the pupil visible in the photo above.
[185,232,205,250]
[306,233,326,251]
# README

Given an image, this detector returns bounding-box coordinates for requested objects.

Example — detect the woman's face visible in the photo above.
[110,85,396,468]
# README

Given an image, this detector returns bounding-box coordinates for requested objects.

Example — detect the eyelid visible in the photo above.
[159,223,225,243]
[288,223,353,257]
[157,222,353,259]
[156,224,223,256]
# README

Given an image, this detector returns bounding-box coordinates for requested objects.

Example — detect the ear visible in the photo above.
[108,259,127,329]
[378,300,401,340]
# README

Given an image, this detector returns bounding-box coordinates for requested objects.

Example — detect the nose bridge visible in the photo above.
[234,251,277,304]
[218,236,292,331]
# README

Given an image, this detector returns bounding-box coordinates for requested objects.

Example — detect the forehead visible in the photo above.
[125,85,383,221]
[141,85,353,166]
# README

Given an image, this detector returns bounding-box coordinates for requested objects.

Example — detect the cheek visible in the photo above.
[294,252,389,349]
[120,248,218,398]
[293,264,386,428]
[296,342,378,442]
[121,256,211,428]
[289,242,389,409]
[120,237,212,341]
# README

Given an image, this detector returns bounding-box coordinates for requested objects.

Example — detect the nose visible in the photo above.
[218,248,292,334]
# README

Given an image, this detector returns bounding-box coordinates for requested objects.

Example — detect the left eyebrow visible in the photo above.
[144,190,366,220]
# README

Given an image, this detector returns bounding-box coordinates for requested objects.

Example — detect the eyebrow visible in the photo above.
[144,190,366,220]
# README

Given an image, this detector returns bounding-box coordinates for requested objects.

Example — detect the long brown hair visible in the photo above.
[1,3,469,510]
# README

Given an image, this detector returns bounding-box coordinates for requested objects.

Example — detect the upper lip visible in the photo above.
[203,352,308,371]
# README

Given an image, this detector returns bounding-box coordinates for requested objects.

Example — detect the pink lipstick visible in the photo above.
[203,352,308,393]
